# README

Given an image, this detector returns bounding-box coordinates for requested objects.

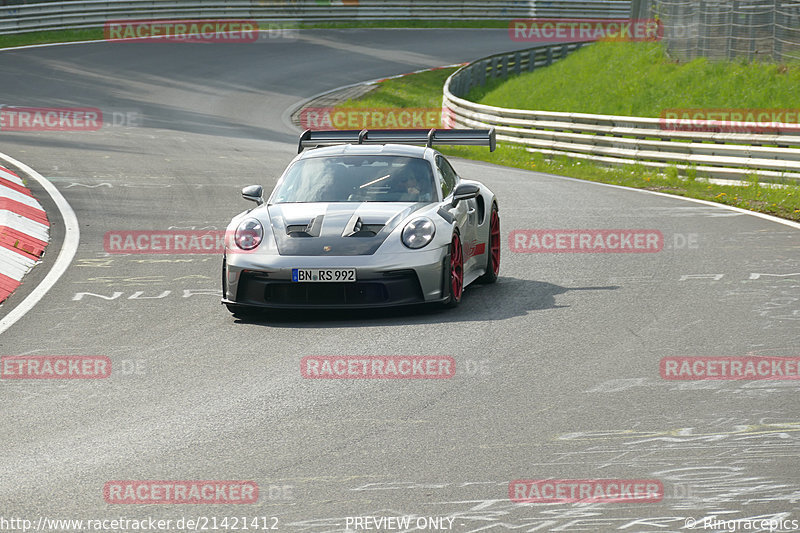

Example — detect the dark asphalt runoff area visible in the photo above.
[0,29,798,533]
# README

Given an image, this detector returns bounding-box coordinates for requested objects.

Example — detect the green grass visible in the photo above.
[468,41,800,116]
[0,29,104,49]
[331,66,800,222]
[338,68,456,109]
[0,21,505,50]
[294,20,508,30]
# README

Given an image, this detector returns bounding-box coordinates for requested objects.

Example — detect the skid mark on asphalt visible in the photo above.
[50,177,243,189]
[587,377,800,398]
[75,257,217,267]
[74,274,213,285]
[206,412,800,531]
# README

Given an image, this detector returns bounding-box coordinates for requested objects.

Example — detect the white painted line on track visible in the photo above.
[532,170,800,230]
[0,39,101,52]
[0,152,80,335]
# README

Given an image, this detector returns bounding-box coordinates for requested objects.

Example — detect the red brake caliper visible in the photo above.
[490,210,500,275]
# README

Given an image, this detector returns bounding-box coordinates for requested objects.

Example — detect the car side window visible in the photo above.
[436,155,457,199]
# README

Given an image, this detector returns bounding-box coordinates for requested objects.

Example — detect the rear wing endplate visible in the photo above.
[298,128,496,153]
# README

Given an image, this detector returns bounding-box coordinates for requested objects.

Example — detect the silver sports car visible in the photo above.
[221,128,499,314]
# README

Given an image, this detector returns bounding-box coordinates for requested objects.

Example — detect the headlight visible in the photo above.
[401,217,436,249]
[234,218,263,250]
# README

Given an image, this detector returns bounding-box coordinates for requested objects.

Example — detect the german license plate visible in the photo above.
[292,268,356,282]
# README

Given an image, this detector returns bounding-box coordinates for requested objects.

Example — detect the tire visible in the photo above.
[477,204,500,284]
[442,231,464,308]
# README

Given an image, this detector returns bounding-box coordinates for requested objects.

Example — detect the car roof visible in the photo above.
[296,143,433,160]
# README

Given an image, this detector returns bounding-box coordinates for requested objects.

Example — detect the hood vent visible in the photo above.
[267,203,420,256]
[286,215,324,238]
[342,215,384,238]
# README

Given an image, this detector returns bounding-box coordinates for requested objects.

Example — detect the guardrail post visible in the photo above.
[528,49,537,71]
[546,46,553,65]
[697,0,707,60]
[748,7,757,60]
[631,0,643,19]
[771,0,781,61]
[478,60,487,86]
[727,1,738,60]
[471,64,480,88]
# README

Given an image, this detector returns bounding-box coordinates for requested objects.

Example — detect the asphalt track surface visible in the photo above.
[0,29,799,533]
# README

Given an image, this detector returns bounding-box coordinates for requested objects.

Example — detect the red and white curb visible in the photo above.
[0,165,49,303]
[0,153,77,336]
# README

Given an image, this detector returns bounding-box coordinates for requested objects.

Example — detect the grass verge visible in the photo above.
[0,29,104,49]
[468,41,800,115]
[334,66,800,222]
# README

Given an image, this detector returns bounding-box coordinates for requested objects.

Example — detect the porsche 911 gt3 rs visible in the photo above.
[221,128,499,314]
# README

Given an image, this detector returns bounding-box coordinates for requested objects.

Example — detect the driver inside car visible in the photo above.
[391,167,432,202]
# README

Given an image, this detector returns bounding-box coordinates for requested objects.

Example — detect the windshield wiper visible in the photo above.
[360,174,391,188]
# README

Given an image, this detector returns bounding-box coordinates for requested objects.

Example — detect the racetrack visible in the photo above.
[1,29,799,532]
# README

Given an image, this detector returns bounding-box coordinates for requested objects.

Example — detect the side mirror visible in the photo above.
[450,183,480,207]
[242,185,264,205]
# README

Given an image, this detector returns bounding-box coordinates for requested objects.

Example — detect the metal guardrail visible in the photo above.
[0,1,633,35]
[443,43,800,182]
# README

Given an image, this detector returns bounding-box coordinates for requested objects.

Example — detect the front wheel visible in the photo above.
[442,232,464,308]
[477,204,500,284]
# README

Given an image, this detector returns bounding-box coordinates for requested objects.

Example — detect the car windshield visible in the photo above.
[270,155,436,203]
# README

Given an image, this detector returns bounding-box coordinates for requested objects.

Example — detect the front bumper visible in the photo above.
[223,247,448,309]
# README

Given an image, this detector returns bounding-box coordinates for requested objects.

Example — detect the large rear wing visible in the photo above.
[298,128,496,153]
